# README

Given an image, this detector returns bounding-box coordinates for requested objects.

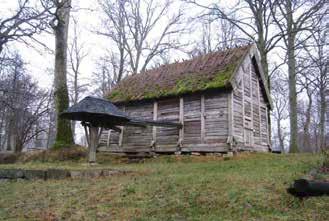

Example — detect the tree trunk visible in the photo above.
[53,0,74,148]
[288,34,298,153]
[319,84,326,150]
[303,90,312,151]
[277,113,285,152]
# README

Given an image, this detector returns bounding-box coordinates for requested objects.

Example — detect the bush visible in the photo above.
[0,153,20,164]
[18,145,87,163]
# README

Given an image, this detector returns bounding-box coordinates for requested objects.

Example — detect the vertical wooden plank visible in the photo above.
[228,92,233,147]
[249,58,254,146]
[152,101,158,145]
[179,97,184,145]
[201,95,205,143]
[257,79,262,144]
[241,66,246,146]
[265,106,270,145]
[119,105,125,147]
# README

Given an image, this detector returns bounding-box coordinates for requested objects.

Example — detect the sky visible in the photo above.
[3,0,205,91]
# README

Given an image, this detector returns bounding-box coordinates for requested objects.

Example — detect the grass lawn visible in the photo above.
[0,153,328,221]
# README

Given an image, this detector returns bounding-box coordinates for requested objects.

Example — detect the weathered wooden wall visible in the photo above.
[99,91,230,153]
[232,55,269,152]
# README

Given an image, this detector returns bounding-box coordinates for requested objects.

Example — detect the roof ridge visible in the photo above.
[140,44,253,75]
[108,44,253,103]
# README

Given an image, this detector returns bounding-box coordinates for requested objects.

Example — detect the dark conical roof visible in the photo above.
[61,96,182,129]
[60,96,130,127]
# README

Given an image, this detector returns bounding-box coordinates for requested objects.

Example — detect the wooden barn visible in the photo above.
[99,44,272,153]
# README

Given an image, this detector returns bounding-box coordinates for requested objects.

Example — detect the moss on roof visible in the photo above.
[108,45,251,103]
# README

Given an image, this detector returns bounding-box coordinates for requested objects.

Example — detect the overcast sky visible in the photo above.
[1,0,215,92]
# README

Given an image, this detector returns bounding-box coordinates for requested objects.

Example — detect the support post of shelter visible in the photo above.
[82,122,101,164]
[88,126,99,163]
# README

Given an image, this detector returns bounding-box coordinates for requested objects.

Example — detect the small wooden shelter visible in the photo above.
[61,96,181,162]
[101,44,272,153]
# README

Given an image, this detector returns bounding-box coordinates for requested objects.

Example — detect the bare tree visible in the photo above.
[299,20,329,150]
[271,0,328,152]
[98,0,185,75]
[50,0,74,147]
[271,71,289,152]
[185,0,283,81]
[0,52,50,152]
[92,55,117,97]
[0,0,54,54]
[98,0,127,83]
[68,17,88,139]
[188,13,242,57]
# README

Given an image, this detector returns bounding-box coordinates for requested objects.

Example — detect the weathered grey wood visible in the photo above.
[88,126,98,163]
[249,57,254,146]
[228,92,233,148]
[152,101,158,147]
[201,95,205,143]
[266,106,270,145]
[242,62,246,146]
[179,97,184,147]
[119,106,125,147]
[257,78,262,145]
[156,98,180,148]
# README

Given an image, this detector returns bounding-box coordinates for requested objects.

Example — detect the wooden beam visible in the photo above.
[178,97,184,147]
[119,106,125,147]
[242,63,246,146]
[128,119,182,128]
[249,58,254,146]
[228,92,233,148]
[201,95,205,143]
[88,126,98,163]
[265,106,270,146]
[257,78,262,145]
[152,101,158,147]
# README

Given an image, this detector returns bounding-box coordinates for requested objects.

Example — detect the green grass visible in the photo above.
[0,153,328,221]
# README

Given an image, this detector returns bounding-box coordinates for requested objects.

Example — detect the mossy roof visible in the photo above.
[108,45,252,103]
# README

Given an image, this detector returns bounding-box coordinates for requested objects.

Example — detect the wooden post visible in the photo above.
[257,79,262,145]
[179,97,184,147]
[265,107,270,146]
[228,92,233,148]
[88,126,99,163]
[249,57,254,146]
[201,95,205,143]
[152,101,158,148]
[242,66,245,146]
[119,106,125,147]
